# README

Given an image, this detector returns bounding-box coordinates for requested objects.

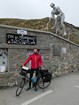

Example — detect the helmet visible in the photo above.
[50,3,55,8]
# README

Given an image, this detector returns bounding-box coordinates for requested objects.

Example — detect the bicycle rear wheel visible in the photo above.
[38,78,51,89]
[16,78,25,96]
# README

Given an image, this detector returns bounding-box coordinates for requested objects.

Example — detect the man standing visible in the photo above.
[23,48,44,91]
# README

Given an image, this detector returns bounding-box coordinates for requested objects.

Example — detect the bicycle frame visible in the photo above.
[16,69,51,96]
[21,70,41,84]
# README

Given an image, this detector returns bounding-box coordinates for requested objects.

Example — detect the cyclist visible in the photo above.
[22,48,44,91]
[50,3,66,35]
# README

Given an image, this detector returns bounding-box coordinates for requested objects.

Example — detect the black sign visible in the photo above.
[6,33,37,45]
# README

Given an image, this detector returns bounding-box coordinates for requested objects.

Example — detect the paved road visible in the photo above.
[0,72,79,105]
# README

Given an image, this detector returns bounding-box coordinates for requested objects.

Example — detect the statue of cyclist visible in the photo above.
[49,3,66,36]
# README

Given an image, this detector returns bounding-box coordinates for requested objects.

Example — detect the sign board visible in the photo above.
[53,45,61,56]
[0,66,5,72]
[17,29,27,35]
[6,33,37,45]
[61,47,66,54]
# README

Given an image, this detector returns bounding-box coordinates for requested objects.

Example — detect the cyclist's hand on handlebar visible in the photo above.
[39,66,45,70]
[20,65,23,68]
[20,65,23,67]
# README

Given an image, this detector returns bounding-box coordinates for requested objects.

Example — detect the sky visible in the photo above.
[0,0,79,27]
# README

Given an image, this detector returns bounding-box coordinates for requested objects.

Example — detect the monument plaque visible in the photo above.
[6,33,37,45]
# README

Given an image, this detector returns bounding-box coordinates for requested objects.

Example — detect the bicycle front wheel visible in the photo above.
[16,78,25,96]
[38,78,51,89]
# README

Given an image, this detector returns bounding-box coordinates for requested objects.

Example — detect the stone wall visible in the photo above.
[0,25,79,86]
[50,39,79,77]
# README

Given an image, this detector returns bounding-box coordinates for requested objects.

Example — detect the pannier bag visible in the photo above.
[20,66,30,76]
[31,76,37,83]
[40,70,52,82]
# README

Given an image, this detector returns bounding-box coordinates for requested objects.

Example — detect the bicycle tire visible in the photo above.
[38,78,51,89]
[16,79,25,96]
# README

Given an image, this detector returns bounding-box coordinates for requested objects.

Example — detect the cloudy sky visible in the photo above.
[0,0,79,26]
